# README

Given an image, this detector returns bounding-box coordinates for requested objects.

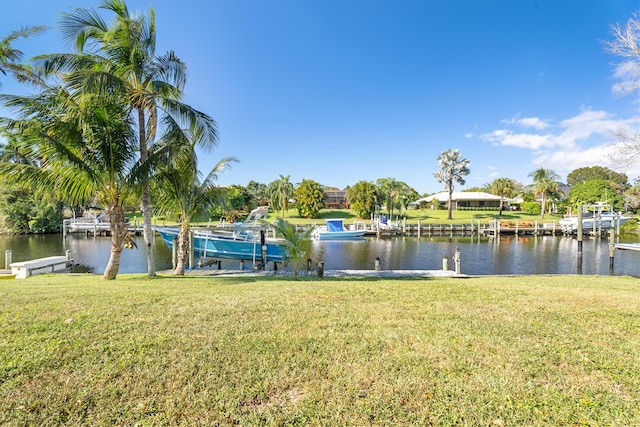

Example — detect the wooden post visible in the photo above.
[5,250,12,269]
[577,208,583,253]
[374,257,380,271]
[417,220,421,239]
[515,220,519,236]
[318,261,324,278]
[609,229,615,275]
[260,230,266,270]
[240,259,245,270]
[172,237,178,270]
[442,256,449,271]
[188,232,194,270]
[454,248,461,275]
[534,220,538,235]
[307,258,312,271]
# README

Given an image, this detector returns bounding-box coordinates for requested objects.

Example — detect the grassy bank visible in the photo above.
[1,274,639,425]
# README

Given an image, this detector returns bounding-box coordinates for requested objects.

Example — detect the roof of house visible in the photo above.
[411,191,504,204]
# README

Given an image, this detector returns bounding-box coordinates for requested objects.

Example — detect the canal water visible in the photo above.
[2,232,640,277]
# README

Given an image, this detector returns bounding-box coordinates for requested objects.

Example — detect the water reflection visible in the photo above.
[1,233,639,277]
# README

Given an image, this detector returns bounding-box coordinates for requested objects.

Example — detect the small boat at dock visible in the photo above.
[312,219,366,240]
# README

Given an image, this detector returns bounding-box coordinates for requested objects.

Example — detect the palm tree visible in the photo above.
[0,26,46,88]
[270,175,294,217]
[528,168,561,218]
[489,177,517,215]
[0,86,137,279]
[40,0,219,276]
[152,126,236,275]
[433,149,471,220]
[267,217,313,279]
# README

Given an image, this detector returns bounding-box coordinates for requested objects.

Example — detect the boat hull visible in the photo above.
[155,227,288,262]
[315,230,366,240]
[559,216,630,232]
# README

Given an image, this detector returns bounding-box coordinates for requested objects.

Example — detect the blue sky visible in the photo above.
[3,0,640,195]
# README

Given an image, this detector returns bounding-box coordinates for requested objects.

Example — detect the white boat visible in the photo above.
[614,242,640,251]
[312,219,366,240]
[65,211,117,233]
[372,214,400,233]
[559,202,632,233]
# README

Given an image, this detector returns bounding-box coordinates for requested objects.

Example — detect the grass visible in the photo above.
[1,273,639,425]
[266,207,566,226]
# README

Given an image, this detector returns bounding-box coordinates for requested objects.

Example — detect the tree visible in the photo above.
[269,175,294,217]
[489,177,517,215]
[624,183,640,212]
[566,166,628,186]
[152,135,235,275]
[567,179,625,211]
[246,180,269,207]
[47,0,219,276]
[433,149,471,220]
[1,85,137,279]
[375,178,417,219]
[528,168,561,218]
[296,179,325,218]
[0,26,46,88]
[346,180,378,218]
[267,217,313,279]
[606,14,640,169]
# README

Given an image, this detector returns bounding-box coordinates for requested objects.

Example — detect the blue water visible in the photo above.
[1,232,639,277]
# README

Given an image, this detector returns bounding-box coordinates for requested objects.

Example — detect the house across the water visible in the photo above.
[411,191,507,210]
[324,189,349,209]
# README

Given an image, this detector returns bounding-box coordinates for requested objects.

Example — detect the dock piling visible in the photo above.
[5,250,12,269]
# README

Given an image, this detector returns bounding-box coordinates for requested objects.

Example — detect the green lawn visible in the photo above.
[1,274,638,425]
[264,207,567,226]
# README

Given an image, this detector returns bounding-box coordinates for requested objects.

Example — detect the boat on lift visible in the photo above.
[559,202,632,233]
[154,206,289,267]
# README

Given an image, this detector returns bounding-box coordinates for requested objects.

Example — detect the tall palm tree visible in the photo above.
[433,149,471,220]
[528,168,561,218]
[489,177,517,215]
[39,0,219,276]
[270,175,294,217]
[152,124,236,276]
[0,86,137,279]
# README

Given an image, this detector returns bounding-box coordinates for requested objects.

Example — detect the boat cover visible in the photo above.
[326,219,344,232]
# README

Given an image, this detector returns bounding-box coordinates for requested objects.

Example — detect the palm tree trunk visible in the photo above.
[103,204,128,280]
[447,184,453,220]
[138,108,156,276]
[140,181,156,275]
[173,224,189,275]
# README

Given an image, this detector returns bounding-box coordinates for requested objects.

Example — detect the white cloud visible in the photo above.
[464,133,474,139]
[501,115,550,130]
[483,109,637,151]
[611,60,640,97]
[481,129,555,149]
[481,108,640,183]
